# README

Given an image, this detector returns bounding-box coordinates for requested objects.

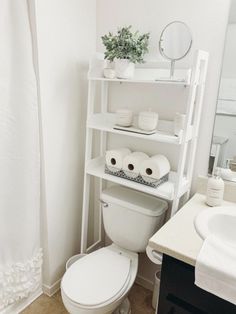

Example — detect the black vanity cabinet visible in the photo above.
[157,255,236,314]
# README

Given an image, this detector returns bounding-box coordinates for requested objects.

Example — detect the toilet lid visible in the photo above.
[61,247,131,307]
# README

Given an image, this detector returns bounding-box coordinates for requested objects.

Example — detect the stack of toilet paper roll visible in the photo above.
[105,148,171,184]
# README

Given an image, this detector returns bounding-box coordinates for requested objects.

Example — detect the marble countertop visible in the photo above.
[148,193,235,266]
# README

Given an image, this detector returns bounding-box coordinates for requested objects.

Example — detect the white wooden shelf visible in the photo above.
[87,113,184,144]
[85,157,189,201]
[81,51,209,253]
[89,64,192,86]
[89,76,190,86]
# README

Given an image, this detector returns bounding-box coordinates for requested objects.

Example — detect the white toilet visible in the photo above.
[61,185,167,314]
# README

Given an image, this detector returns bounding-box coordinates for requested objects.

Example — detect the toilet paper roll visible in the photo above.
[105,148,131,173]
[139,154,170,183]
[146,246,163,265]
[123,152,149,178]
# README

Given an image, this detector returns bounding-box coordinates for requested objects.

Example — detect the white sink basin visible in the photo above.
[194,206,236,248]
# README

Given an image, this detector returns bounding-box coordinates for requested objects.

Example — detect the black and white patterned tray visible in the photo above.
[105,164,169,188]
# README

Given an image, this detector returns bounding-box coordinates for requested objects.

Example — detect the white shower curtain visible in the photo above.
[0,0,42,311]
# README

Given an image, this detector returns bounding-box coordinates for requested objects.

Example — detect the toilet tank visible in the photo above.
[101,185,168,253]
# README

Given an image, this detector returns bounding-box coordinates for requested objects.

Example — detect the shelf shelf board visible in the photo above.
[88,76,190,86]
[88,61,191,86]
[86,157,189,201]
[87,113,182,145]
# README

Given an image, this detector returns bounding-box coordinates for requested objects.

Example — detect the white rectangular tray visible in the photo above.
[113,125,157,135]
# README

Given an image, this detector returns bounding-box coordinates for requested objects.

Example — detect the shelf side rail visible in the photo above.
[171,50,209,216]
[80,80,96,253]
[186,51,209,191]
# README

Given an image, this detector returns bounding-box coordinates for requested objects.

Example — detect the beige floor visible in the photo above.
[21,284,155,314]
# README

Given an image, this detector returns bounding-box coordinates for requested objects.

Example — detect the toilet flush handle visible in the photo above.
[100,199,108,208]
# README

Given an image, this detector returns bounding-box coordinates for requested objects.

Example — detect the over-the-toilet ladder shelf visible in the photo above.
[81,50,209,254]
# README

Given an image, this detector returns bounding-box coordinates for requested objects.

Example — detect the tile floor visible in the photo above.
[21,284,155,314]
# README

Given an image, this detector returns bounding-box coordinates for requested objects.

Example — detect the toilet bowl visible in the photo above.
[61,244,138,314]
[61,185,167,314]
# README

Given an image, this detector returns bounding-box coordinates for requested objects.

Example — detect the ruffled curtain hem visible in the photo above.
[0,249,43,310]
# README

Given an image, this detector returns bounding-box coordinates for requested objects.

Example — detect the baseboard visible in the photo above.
[42,279,61,297]
[1,287,42,314]
[135,274,154,292]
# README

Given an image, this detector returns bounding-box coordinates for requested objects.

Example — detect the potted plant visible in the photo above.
[102,26,150,79]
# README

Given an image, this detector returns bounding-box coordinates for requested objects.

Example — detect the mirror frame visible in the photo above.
[159,20,193,61]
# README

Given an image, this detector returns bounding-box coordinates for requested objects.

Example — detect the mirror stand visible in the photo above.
[170,60,175,79]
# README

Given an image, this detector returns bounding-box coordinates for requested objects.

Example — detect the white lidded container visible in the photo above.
[138,111,159,131]
[206,168,225,207]
[101,185,168,253]
[115,109,133,127]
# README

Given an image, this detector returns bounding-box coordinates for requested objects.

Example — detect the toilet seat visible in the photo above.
[61,246,133,308]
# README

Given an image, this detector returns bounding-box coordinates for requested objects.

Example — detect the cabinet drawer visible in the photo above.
[158,293,208,314]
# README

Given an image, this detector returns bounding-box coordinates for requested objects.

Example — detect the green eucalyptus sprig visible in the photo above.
[102,26,150,64]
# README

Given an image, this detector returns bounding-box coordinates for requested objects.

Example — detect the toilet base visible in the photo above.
[113,298,131,314]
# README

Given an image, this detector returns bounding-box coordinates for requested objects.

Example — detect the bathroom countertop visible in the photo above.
[148,193,235,267]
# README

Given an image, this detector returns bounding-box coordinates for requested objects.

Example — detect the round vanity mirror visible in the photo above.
[159,21,192,78]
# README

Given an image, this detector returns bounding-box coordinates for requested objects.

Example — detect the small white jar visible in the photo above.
[115,109,133,127]
[103,68,116,79]
[206,168,225,207]
[138,111,158,131]
[174,113,186,136]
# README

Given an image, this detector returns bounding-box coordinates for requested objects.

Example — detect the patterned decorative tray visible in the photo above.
[105,164,169,188]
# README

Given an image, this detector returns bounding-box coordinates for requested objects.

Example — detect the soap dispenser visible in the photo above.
[206,168,225,207]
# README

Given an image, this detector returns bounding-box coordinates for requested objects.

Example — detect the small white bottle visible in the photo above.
[206,168,225,207]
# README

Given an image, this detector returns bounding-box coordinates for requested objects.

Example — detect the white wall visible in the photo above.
[222,24,236,78]
[96,0,230,285]
[35,0,96,288]
[229,0,236,23]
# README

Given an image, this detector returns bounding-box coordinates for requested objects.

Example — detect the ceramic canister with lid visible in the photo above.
[115,109,133,127]
[138,111,158,131]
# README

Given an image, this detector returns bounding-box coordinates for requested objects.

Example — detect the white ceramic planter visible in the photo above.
[115,59,135,79]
